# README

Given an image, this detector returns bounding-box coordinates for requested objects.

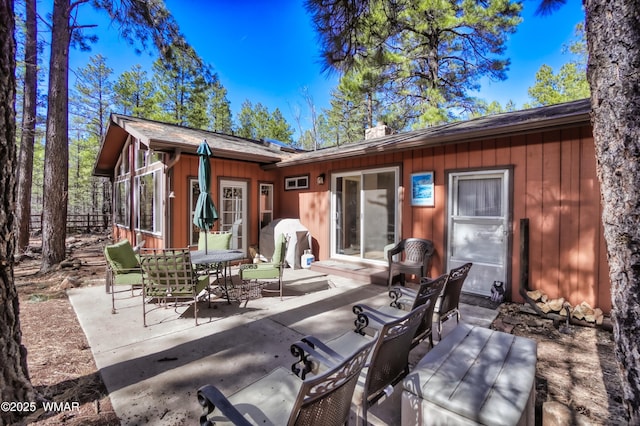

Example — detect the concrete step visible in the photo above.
[310,260,388,286]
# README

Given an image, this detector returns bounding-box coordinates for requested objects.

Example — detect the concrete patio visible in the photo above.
[68,268,499,425]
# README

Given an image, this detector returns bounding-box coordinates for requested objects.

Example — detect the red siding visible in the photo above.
[126,124,609,312]
[273,125,609,312]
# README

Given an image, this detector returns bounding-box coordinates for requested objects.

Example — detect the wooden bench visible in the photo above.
[402,324,537,426]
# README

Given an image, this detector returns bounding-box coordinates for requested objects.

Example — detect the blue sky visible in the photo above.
[64,0,585,138]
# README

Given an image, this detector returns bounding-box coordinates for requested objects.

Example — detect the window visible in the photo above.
[285,175,309,190]
[331,167,399,262]
[114,178,130,227]
[259,183,274,230]
[136,169,163,233]
[114,143,131,227]
[136,140,164,170]
[190,178,201,246]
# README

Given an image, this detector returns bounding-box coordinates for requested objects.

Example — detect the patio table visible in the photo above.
[191,249,244,303]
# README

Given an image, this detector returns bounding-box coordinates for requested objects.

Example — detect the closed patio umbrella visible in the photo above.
[193,140,218,253]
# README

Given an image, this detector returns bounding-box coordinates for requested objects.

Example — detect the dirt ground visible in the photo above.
[11,234,629,425]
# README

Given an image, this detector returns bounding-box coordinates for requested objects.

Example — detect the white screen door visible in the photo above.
[447,170,510,297]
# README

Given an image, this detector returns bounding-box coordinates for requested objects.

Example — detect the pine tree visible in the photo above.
[151,49,215,128]
[208,80,233,133]
[113,64,159,118]
[526,24,589,108]
[69,54,113,215]
[307,0,522,128]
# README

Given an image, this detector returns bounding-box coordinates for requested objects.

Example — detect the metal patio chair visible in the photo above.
[387,238,435,288]
[239,233,289,301]
[197,336,375,426]
[139,248,209,327]
[434,262,473,340]
[104,239,144,314]
[355,273,448,349]
[296,304,429,425]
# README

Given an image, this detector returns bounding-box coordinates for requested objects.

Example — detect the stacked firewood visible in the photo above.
[526,290,605,325]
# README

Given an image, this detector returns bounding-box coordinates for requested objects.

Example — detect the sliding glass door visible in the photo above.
[331,167,399,263]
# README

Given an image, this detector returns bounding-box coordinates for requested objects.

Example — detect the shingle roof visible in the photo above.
[270,99,591,167]
[95,99,591,176]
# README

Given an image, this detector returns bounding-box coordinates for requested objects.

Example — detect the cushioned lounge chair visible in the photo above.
[104,239,144,314]
[239,233,288,301]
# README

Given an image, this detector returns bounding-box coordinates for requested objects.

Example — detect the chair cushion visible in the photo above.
[240,263,280,280]
[205,367,300,425]
[271,233,285,263]
[104,239,140,273]
[199,232,232,251]
[113,271,143,286]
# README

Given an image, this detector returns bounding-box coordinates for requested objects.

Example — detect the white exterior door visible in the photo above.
[220,179,247,255]
[447,170,511,297]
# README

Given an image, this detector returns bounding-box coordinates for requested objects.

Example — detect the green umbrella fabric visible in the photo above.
[193,140,218,252]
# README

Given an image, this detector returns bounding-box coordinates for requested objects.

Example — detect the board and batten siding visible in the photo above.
[276,124,609,312]
[170,155,275,251]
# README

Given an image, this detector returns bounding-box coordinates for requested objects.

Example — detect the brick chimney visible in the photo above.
[365,122,393,140]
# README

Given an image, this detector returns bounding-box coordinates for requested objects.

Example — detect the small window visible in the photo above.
[114,178,130,227]
[285,175,309,190]
[136,169,163,234]
[259,183,274,229]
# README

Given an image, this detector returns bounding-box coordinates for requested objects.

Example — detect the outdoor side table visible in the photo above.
[191,249,244,303]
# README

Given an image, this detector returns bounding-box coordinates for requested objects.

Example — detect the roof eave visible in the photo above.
[266,108,591,169]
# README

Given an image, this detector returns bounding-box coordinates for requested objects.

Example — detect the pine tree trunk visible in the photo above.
[15,0,37,254]
[41,0,71,272]
[585,0,640,422]
[0,1,36,423]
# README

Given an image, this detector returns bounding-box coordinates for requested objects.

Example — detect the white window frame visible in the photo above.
[330,166,400,264]
[134,165,164,235]
[285,175,309,190]
[259,183,274,231]
[114,140,131,227]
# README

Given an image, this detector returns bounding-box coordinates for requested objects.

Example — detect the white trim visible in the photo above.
[447,169,511,297]
[330,166,400,265]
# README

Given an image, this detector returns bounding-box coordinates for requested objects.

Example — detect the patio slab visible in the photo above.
[67,268,499,425]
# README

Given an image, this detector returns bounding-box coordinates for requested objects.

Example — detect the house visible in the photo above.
[94,99,610,312]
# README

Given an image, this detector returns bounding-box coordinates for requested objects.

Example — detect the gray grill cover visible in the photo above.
[259,219,311,269]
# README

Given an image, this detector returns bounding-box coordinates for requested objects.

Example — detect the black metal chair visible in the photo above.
[434,262,473,340]
[297,304,429,425]
[355,273,448,349]
[387,238,435,288]
[197,336,375,426]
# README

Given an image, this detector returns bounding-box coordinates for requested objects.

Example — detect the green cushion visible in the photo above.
[104,239,140,273]
[198,232,232,251]
[241,263,280,280]
[113,272,143,286]
[272,233,285,263]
